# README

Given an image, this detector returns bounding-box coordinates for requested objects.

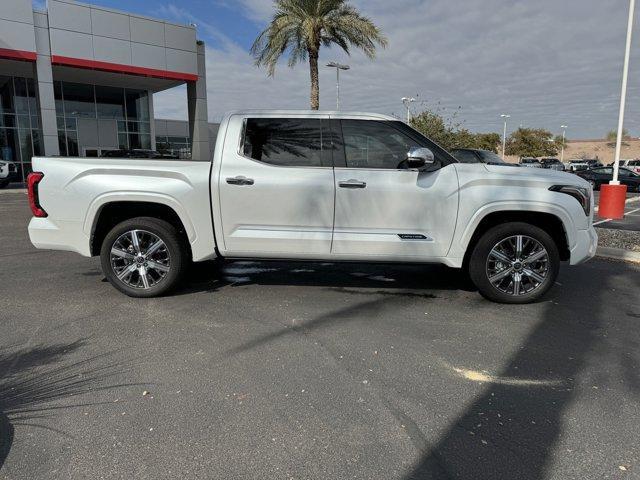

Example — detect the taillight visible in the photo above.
[27,172,47,218]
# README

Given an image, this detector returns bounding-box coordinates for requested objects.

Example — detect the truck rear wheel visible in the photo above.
[100,217,188,298]
[468,222,560,304]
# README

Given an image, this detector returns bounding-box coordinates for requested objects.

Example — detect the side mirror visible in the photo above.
[407,147,435,169]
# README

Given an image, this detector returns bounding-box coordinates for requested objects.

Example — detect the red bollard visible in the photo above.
[598,183,627,219]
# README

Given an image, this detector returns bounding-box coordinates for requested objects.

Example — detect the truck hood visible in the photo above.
[481,163,591,188]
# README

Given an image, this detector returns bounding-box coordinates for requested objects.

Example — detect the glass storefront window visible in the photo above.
[27,79,38,116]
[17,115,31,130]
[32,130,42,156]
[1,115,16,129]
[67,131,78,157]
[118,133,128,150]
[63,83,96,118]
[65,118,77,131]
[58,131,67,156]
[128,133,151,150]
[13,78,31,115]
[96,86,126,119]
[54,81,64,116]
[0,76,42,182]
[0,77,15,114]
[127,121,150,134]
[0,129,18,162]
[125,90,149,121]
[18,129,33,167]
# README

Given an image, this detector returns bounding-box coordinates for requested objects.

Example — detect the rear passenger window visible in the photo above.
[242,118,323,167]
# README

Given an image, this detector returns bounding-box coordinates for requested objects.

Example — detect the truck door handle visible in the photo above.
[338,179,367,189]
[226,176,254,186]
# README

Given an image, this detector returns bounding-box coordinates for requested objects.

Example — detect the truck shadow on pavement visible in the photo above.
[181,259,474,296]
[0,340,140,471]
[401,260,640,480]
[197,258,640,479]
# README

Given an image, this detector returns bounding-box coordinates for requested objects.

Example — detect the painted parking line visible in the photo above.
[594,206,640,226]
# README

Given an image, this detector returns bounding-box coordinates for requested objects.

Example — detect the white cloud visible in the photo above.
[153,0,640,138]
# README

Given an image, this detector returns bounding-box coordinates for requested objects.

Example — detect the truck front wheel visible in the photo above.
[468,222,560,304]
[100,217,188,298]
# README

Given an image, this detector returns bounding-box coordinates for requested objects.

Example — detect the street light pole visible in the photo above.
[560,125,568,162]
[326,62,350,110]
[612,0,635,184]
[599,0,635,220]
[402,97,416,123]
[500,114,510,159]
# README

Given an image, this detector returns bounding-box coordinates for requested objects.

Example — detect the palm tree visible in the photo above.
[251,0,387,110]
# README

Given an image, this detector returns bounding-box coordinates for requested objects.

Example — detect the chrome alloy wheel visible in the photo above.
[110,230,171,289]
[485,235,549,297]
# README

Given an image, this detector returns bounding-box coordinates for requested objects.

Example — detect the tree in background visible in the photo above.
[473,133,502,153]
[409,107,501,152]
[505,128,558,158]
[251,0,387,110]
[606,128,630,147]
[553,134,569,153]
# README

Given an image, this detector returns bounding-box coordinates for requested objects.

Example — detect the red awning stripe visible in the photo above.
[0,49,38,62]
[51,55,199,82]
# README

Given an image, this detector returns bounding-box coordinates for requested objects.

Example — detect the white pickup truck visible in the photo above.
[27,111,597,303]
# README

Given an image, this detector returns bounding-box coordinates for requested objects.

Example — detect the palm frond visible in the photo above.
[251,0,386,74]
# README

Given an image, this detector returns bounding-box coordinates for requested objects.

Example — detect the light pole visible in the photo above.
[560,125,568,162]
[326,62,350,110]
[402,97,416,123]
[600,0,635,219]
[500,114,510,159]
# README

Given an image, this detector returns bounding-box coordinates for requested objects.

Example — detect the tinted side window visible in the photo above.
[242,118,323,167]
[452,150,480,163]
[341,120,415,169]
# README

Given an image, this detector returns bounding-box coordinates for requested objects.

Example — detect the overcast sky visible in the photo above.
[81,0,640,139]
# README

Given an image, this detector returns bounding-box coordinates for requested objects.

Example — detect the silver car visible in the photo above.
[520,157,543,168]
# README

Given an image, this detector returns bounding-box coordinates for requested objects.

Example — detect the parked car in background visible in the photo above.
[520,157,542,168]
[567,159,602,172]
[540,158,565,171]
[0,160,18,188]
[576,166,640,192]
[450,148,518,166]
[101,149,163,159]
[27,110,597,304]
[607,159,640,174]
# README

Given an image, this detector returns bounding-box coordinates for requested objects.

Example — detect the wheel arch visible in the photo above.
[462,210,571,269]
[89,200,192,258]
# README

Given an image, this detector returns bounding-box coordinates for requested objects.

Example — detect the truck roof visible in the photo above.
[222,110,398,122]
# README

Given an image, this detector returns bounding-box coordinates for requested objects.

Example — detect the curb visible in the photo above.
[596,246,640,264]
[625,195,640,205]
[0,189,26,194]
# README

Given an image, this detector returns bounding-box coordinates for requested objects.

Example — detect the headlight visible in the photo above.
[549,185,591,216]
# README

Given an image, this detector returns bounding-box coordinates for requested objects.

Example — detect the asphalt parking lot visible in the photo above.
[594,191,640,232]
[1,191,640,480]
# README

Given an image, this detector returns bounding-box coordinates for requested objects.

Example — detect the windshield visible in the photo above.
[477,151,506,164]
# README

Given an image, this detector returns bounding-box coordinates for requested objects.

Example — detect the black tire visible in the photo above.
[468,222,560,304]
[0,179,9,189]
[100,217,189,298]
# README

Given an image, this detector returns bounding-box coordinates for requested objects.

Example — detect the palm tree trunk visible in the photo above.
[309,50,320,110]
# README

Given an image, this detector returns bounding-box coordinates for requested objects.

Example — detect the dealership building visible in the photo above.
[1,0,216,183]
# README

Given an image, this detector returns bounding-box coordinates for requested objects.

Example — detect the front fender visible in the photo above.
[459,200,578,252]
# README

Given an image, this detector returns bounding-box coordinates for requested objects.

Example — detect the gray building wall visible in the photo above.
[47,0,198,77]
[0,0,37,54]
[33,10,59,156]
